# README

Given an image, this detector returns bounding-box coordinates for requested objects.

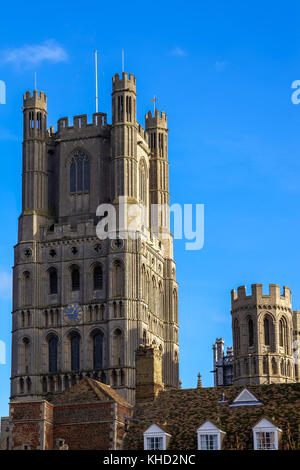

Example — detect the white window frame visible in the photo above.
[143,424,170,450]
[253,419,281,450]
[197,421,225,450]
[145,435,164,450]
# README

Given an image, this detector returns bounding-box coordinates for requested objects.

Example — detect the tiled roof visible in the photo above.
[51,378,132,408]
[123,383,300,450]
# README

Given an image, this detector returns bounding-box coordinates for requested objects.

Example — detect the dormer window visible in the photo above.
[253,418,282,450]
[143,424,170,451]
[229,388,262,407]
[197,421,225,450]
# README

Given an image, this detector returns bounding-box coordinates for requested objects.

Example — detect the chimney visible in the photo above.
[135,345,163,402]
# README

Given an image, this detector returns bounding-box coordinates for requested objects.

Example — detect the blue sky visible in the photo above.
[1,0,300,417]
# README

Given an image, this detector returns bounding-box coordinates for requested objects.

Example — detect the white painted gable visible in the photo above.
[253,418,278,431]
[143,424,170,436]
[197,421,221,432]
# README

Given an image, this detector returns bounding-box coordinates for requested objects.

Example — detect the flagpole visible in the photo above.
[95,50,98,113]
[122,49,124,73]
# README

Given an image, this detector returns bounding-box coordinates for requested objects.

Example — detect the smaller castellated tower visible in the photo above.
[145,110,169,237]
[111,73,137,205]
[231,284,296,385]
[20,90,49,241]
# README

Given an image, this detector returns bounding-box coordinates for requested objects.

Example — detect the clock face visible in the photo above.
[63,303,83,324]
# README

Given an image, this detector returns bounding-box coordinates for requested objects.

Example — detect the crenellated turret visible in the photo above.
[231,283,296,386]
[19,90,50,240]
[111,72,138,205]
[145,110,169,238]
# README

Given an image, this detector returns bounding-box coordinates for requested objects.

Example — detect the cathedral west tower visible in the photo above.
[11,72,179,405]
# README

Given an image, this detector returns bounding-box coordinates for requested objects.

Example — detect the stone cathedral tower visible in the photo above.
[11,72,179,406]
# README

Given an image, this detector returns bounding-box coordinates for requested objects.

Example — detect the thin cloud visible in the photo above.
[0,126,18,141]
[170,46,186,57]
[3,40,68,67]
[0,271,12,299]
[214,61,227,71]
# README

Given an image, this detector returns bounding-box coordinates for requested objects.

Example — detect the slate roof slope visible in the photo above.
[123,383,300,450]
[51,378,132,408]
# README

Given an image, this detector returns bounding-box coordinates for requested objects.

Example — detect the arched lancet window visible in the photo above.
[49,336,58,373]
[71,267,80,291]
[42,376,47,393]
[93,266,103,290]
[49,268,58,295]
[233,319,240,353]
[93,332,103,369]
[26,377,31,393]
[112,260,123,297]
[70,151,90,193]
[23,271,31,305]
[112,329,123,366]
[173,288,178,323]
[248,318,254,347]
[19,377,24,393]
[264,316,270,346]
[279,317,288,352]
[139,159,147,205]
[71,334,80,371]
[22,337,30,374]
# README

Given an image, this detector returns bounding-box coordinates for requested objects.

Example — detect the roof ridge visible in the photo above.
[87,378,132,407]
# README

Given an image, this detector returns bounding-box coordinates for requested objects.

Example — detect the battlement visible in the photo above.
[56,112,108,133]
[112,72,136,92]
[23,90,47,111]
[145,110,167,130]
[231,283,291,306]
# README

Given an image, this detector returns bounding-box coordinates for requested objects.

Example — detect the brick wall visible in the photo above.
[9,399,132,449]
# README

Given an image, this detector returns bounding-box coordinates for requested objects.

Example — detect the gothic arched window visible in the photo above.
[49,268,58,295]
[93,333,103,369]
[93,266,103,290]
[23,271,31,305]
[112,260,123,297]
[22,337,30,374]
[71,267,80,291]
[279,317,288,352]
[49,336,58,373]
[71,334,80,371]
[112,329,123,366]
[139,159,147,205]
[70,151,90,193]
[248,318,254,347]
[233,319,240,353]
[264,317,270,346]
